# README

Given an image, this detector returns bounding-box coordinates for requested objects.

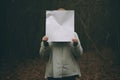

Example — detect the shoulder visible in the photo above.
[74,32,78,36]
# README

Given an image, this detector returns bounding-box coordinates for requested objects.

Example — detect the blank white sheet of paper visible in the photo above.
[46,10,74,42]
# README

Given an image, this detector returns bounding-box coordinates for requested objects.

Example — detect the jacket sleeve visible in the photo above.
[39,41,51,59]
[71,32,83,58]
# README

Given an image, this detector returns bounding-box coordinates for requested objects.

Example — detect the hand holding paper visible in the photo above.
[72,38,78,46]
[42,36,49,47]
[42,36,48,41]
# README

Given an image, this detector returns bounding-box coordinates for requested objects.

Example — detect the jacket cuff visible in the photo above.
[43,41,49,47]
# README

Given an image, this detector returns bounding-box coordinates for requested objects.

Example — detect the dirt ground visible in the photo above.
[0,47,120,80]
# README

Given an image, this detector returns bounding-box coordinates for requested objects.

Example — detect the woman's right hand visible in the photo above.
[42,36,49,47]
[42,36,48,42]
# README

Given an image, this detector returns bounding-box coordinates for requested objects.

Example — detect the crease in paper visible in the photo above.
[46,10,74,42]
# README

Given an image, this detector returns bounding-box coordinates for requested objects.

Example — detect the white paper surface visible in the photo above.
[46,10,74,42]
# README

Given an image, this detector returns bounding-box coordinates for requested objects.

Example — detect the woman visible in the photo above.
[39,32,83,80]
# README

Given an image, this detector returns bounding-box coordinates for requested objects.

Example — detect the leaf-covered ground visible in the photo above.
[0,47,120,80]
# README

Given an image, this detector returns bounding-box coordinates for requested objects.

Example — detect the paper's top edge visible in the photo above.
[46,10,74,13]
[46,10,74,11]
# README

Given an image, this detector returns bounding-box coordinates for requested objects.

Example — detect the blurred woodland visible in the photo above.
[0,0,120,80]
